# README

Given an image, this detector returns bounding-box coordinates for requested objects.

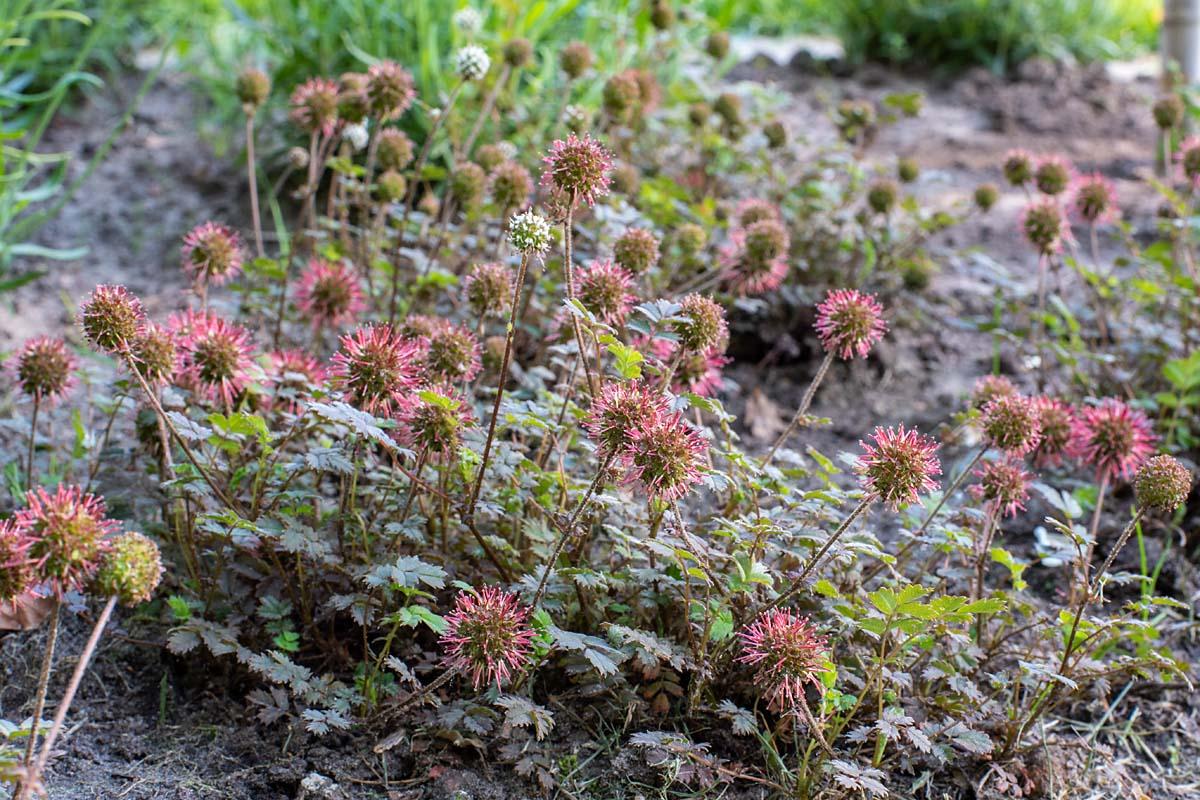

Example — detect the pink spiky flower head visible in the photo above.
[1031,396,1075,468]
[1021,199,1071,256]
[79,284,146,354]
[970,374,1018,410]
[181,222,244,287]
[613,227,660,275]
[736,609,829,714]
[421,321,482,383]
[578,259,637,326]
[331,323,422,416]
[1071,398,1156,482]
[131,324,179,387]
[366,60,416,121]
[464,262,513,318]
[735,198,782,228]
[720,223,790,296]
[1033,155,1073,197]
[1134,454,1192,514]
[1071,172,1117,225]
[856,425,942,509]
[815,289,887,360]
[440,586,536,690]
[17,484,117,594]
[673,347,729,398]
[0,519,35,604]
[970,458,1031,518]
[585,380,672,460]
[673,293,729,354]
[1002,149,1034,187]
[623,411,708,502]
[180,313,257,408]
[1178,136,1200,186]
[269,349,328,413]
[540,132,613,207]
[294,258,365,330]
[980,394,1042,456]
[289,77,339,135]
[91,531,163,607]
[488,160,533,211]
[14,336,75,403]
[395,386,474,461]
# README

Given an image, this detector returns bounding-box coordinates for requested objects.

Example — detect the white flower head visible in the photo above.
[563,104,591,132]
[455,45,491,82]
[452,7,482,36]
[507,211,553,255]
[342,122,369,152]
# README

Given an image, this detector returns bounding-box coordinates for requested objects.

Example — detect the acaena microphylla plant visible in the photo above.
[736,609,829,716]
[330,323,422,416]
[1030,395,1075,468]
[0,520,34,606]
[622,411,708,503]
[970,373,1018,410]
[375,587,536,754]
[969,458,1031,602]
[78,284,145,354]
[767,424,941,613]
[1033,155,1072,197]
[13,336,75,486]
[420,321,482,384]
[583,379,673,461]
[12,484,118,784]
[394,387,474,464]
[765,289,886,468]
[294,257,365,332]
[541,133,613,395]
[719,219,790,296]
[980,394,1042,457]
[613,227,660,275]
[1002,149,1034,188]
[463,261,513,319]
[181,221,244,300]
[577,258,637,326]
[26,532,163,796]
[178,313,258,410]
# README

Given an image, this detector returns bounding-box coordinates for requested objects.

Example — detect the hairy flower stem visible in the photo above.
[764,496,874,614]
[125,353,242,514]
[32,596,116,780]
[530,453,614,610]
[763,351,835,469]
[388,82,465,324]
[17,598,60,798]
[467,251,532,520]
[562,193,600,397]
[26,393,40,490]
[373,666,462,754]
[245,112,264,259]
[459,64,511,160]
[1079,475,1110,590]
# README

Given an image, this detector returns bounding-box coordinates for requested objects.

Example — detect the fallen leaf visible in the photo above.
[744,387,787,443]
[0,594,55,631]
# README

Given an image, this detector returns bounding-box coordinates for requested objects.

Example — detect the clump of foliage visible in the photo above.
[2,3,1197,798]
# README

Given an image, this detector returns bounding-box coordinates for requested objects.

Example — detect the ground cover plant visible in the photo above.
[0,2,1198,798]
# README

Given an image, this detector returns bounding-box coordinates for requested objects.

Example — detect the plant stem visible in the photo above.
[389,82,465,325]
[763,351,835,469]
[245,112,264,259]
[862,447,986,584]
[18,597,61,798]
[373,666,462,753]
[26,393,40,491]
[562,192,600,397]
[459,64,511,160]
[33,596,116,778]
[467,251,531,519]
[763,496,874,614]
[125,355,241,514]
[530,454,614,609]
